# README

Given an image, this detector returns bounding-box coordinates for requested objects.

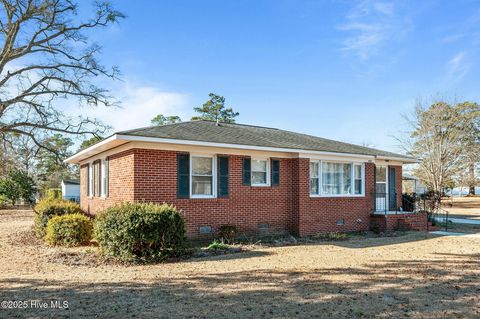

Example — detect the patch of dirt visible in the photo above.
[7,228,42,246]
[41,248,119,267]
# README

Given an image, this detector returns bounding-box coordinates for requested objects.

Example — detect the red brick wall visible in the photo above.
[296,160,376,236]
[81,148,405,238]
[80,149,136,215]
[132,149,296,236]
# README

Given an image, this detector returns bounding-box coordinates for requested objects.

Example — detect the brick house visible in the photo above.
[66,120,424,238]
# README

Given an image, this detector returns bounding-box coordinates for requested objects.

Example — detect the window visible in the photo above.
[322,162,352,195]
[310,162,319,194]
[354,164,363,195]
[251,159,269,186]
[101,159,109,197]
[375,166,387,194]
[191,156,214,197]
[85,164,90,196]
[88,163,94,197]
[94,161,101,197]
[309,161,364,196]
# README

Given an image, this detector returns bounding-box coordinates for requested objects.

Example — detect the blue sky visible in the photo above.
[81,0,480,153]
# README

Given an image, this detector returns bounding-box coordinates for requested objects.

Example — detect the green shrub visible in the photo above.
[94,202,186,262]
[207,239,229,250]
[34,199,84,238]
[46,188,62,200]
[45,214,92,246]
[0,194,7,208]
[0,177,20,205]
[218,224,238,244]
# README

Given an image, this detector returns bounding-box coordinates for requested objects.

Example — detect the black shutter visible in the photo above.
[177,153,190,198]
[271,159,280,186]
[242,157,251,186]
[217,156,229,197]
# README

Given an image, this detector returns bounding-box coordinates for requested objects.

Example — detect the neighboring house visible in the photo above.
[61,179,80,202]
[66,120,425,238]
[402,174,427,194]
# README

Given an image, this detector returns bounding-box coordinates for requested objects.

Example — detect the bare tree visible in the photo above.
[402,100,465,197]
[0,0,124,155]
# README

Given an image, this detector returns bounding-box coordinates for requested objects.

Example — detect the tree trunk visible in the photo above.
[468,161,476,195]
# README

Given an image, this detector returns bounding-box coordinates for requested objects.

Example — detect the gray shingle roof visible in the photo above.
[118,120,413,160]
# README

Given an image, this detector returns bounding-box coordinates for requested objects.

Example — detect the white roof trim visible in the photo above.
[65,133,416,164]
[376,155,418,163]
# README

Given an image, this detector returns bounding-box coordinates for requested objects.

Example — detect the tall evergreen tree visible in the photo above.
[192,93,239,123]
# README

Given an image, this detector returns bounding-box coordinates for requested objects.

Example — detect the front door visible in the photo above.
[388,167,397,211]
[375,166,388,211]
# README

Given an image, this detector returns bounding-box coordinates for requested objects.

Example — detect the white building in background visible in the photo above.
[402,174,427,194]
[61,180,80,202]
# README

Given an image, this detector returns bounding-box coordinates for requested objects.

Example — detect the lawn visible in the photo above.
[1,210,479,318]
[442,196,480,219]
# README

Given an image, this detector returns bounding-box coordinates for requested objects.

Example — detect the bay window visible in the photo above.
[251,159,269,186]
[191,156,214,197]
[309,161,364,196]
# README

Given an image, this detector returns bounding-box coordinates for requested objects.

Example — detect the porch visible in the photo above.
[370,211,431,232]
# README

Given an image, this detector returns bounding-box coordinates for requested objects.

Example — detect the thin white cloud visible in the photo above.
[338,0,410,60]
[445,51,469,84]
[68,82,190,133]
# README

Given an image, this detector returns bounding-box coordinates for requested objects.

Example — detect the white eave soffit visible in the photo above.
[65,133,416,164]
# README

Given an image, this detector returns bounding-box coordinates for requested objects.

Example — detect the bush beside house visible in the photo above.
[94,202,186,262]
[34,199,84,238]
[45,213,92,246]
[45,188,62,200]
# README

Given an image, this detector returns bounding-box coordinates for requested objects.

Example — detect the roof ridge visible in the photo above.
[184,119,282,131]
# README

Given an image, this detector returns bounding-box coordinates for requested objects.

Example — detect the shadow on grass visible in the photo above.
[1,252,478,318]
[183,249,272,263]
[292,232,442,250]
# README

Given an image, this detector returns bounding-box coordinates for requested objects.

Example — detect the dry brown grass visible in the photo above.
[0,210,479,318]
[442,196,480,219]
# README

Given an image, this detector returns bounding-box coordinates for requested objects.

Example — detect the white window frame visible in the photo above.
[309,161,320,195]
[353,163,363,195]
[309,160,365,197]
[190,154,217,199]
[100,159,107,198]
[88,162,94,198]
[251,157,270,187]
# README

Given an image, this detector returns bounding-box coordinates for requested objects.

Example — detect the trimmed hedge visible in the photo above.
[34,199,84,238]
[45,214,93,246]
[94,202,186,262]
